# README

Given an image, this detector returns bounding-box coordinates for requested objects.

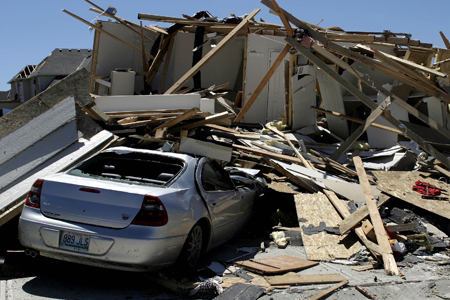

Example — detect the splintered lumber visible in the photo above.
[265,272,346,286]
[312,45,450,142]
[233,144,309,166]
[234,255,318,275]
[234,43,290,122]
[285,35,450,169]
[330,96,393,161]
[146,34,176,85]
[164,9,260,94]
[267,125,316,170]
[62,10,154,60]
[295,192,361,261]
[149,107,200,134]
[339,193,391,235]
[266,160,316,193]
[203,124,240,134]
[169,111,234,132]
[354,156,399,275]
[373,171,450,220]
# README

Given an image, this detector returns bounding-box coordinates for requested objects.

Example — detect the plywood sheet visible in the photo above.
[373,171,450,219]
[295,192,361,261]
[235,255,318,275]
[265,272,346,286]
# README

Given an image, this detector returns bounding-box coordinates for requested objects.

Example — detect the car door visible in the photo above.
[196,158,240,246]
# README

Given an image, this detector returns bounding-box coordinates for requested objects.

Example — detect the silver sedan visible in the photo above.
[18,146,266,271]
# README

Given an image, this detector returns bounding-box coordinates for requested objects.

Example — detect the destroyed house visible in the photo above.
[2,1,450,286]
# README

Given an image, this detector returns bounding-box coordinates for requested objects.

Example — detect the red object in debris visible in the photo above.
[412,180,441,196]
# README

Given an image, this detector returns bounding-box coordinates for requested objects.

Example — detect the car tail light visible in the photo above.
[25,179,44,209]
[131,195,168,226]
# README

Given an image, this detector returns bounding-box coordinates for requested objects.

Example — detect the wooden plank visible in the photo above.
[164,9,260,94]
[309,280,349,300]
[323,189,383,258]
[235,255,318,275]
[270,0,294,35]
[203,124,240,134]
[373,171,450,220]
[62,10,154,60]
[146,34,175,85]
[149,107,200,134]
[234,43,290,122]
[354,156,399,275]
[295,193,362,261]
[385,223,417,232]
[330,96,393,161]
[339,194,391,235]
[265,273,346,286]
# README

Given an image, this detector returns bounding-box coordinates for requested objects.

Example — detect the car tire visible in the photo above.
[179,224,203,268]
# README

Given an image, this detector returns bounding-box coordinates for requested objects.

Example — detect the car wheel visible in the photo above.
[181,224,203,268]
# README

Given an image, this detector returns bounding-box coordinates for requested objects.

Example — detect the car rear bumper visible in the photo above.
[18,207,186,272]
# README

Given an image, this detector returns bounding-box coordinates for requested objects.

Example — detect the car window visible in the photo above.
[201,161,235,192]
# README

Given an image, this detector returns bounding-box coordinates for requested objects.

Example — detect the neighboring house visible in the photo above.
[7,49,92,103]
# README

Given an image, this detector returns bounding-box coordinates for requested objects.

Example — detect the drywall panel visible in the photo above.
[0,130,114,214]
[94,21,157,94]
[292,65,316,130]
[0,120,78,190]
[94,94,201,112]
[179,137,232,162]
[162,32,245,92]
[424,96,445,127]
[316,66,349,139]
[0,96,76,166]
[243,35,288,124]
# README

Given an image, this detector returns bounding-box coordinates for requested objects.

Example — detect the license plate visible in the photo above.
[59,231,90,253]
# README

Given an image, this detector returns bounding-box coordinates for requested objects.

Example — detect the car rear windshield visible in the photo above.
[67,151,185,186]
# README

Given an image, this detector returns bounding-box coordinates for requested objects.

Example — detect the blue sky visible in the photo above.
[1,0,448,91]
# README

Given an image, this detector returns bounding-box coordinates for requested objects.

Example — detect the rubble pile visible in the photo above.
[2,0,450,298]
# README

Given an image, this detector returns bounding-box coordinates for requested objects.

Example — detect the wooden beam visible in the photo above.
[89,26,101,94]
[149,107,200,134]
[354,156,399,275]
[270,0,294,35]
[62,10,154,60]
[233,143,308,166]
[234,43,290,122]
[164,9,260,94]
[330,96,393,161]
[146,34,176,85]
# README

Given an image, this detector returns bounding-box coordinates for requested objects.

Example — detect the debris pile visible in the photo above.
[2,0,450,298]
